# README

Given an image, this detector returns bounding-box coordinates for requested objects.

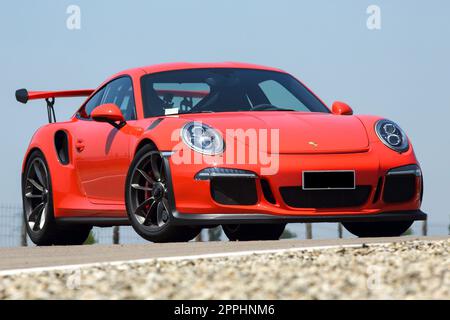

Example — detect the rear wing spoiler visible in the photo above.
[15,88,94,104]
[15,88,94,123]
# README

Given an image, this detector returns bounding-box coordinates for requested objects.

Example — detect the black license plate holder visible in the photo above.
[302,171,356,190]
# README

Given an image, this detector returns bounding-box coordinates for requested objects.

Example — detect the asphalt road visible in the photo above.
[0,235,447,272]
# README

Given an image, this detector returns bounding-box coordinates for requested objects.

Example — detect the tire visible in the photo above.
[22,150,91,246]
[343,220,414,238]
[222,223,286,241]
[125,145,201,243]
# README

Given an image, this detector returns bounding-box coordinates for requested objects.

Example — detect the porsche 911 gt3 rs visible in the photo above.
[16,62,426,245]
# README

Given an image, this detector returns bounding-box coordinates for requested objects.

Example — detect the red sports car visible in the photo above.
[16,62,426,245]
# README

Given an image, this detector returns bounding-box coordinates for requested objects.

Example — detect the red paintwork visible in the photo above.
[21,62,422,220]
[26,89,94,101]
[332,101,353,115]
[91,103,125,122]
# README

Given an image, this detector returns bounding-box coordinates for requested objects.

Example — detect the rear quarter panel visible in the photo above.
[23,120,108,217]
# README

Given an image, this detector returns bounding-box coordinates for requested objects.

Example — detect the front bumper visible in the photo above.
[164,142,424,224]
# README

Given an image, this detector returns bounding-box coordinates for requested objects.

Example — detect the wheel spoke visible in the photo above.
[28,202,45,222]
[134,197,154,217]
[40,205,47,229]
[131,183,152,192]
[142,201,158,226]
[34,162,46,188]
[33,211,42,231]
[25,192,43,199]
[150,154,162,181]
[137,169,154,184]
[35,204,47,231]
[27,178,44,192]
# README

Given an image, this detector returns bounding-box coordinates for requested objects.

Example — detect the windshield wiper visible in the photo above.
[256,108,296,111]
[251,104,295,111]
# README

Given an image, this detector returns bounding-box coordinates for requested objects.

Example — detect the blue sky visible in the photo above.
[0,1,449,236]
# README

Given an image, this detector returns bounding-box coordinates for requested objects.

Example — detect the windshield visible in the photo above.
[140,68,329,117]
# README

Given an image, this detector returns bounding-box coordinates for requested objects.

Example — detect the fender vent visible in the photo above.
[54,131,69,165]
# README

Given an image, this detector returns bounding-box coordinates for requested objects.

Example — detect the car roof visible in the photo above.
[109,62,287,80]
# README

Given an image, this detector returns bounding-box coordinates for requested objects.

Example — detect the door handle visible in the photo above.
[75,139,85,152]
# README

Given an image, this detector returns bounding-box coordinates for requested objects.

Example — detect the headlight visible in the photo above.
[375,119,409,153]
[181,122,224,155]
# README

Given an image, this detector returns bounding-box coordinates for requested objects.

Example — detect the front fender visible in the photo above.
[130,117,190,157]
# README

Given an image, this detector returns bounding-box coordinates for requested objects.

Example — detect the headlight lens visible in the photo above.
[375,119,409,153]
[181,122,224,155]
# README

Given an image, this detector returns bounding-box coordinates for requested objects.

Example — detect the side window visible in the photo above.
[78,87,105,119]
[102,77,136,121]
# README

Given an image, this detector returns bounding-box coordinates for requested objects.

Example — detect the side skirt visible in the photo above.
[56,217,130,227]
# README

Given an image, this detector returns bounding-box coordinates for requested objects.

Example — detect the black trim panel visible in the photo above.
[16,88,29,104]
[171,210,427,226]
[57,217,130,227]
[146,118,164,130]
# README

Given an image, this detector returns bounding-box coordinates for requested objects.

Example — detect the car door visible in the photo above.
[73,76,137,205]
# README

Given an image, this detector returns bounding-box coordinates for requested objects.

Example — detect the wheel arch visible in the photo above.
[22,123,72,174]
[133,138,158,158]
[22,147,43,176]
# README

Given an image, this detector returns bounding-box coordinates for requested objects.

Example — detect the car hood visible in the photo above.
[178,111,369,154]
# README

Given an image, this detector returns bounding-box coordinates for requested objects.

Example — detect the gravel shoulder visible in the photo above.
[0,239,448,299]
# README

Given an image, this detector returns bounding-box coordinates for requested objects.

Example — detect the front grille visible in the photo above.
[280,186,372,208]
[383,175,416,203]
[210,177,258,205]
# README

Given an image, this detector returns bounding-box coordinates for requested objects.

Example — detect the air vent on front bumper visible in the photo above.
[210,178,258,205]
[279,186,372,208]
[383,165,420,204]
[383,175,416,203]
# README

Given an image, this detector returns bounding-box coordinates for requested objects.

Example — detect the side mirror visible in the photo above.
[91,103,126,128]
[332,101,353,115]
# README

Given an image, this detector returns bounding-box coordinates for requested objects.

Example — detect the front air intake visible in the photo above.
[280,186,372,208]
[383,165,420,203]
[210,177,258,205]
[383,175,416,203]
